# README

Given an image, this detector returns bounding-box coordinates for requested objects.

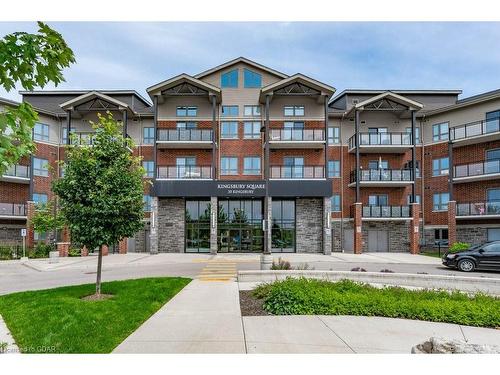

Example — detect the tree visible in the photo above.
[52,112,145,296]
[31,200,65,245]
[0,22,75,174]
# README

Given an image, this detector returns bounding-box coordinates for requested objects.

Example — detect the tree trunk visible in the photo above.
[96,245,103,295]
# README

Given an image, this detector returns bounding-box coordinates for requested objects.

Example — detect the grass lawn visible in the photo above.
[0,277,191,353]
[254,278,500,328]
[420,250,445,258]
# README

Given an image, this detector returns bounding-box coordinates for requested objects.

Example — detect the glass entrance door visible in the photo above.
[271,200,296,253]
[176,157,196,178]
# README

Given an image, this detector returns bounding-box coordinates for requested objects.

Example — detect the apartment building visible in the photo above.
[0,57,499,254]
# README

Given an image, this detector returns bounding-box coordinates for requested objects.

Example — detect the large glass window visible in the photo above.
[243,157,261,175]
[243,69,262,88]
[33,157,49,177]
[143,127,155,144]
[221,157,238,175]
[243,122,261,139]
[218,199,263,253]
[328,127,340,144]
[433,192,450,211]
[142,161,154,178]
[176,106,197,117]
[407,194,421,204]
[143,195,152,212]
[368,195,388,206]
[271,200,295,253]
[176,122,197,129]
[368,160,388,169]
[33,193,48,206]
[433,122,449,141]
[186,200,211,253]
[221,69,238,88]
[486,110,500,133]
[34,123,49,142]
[244,105,261,116]
[284,105,305,116]
[328,160,340,177]
[221,105,239,117]
[432,157,449,176]
[331,195,341,212]
[283,157,304,178]
[405,127,421,143]
[221,122,238,139]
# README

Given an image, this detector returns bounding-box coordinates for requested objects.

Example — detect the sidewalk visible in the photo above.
[113,279,500,354]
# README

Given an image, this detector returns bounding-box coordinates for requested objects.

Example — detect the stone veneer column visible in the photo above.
[150,196,159,254]
[26,201,36,248]
[447,200,457,246]
[296,198,323,253]
[409,203,421,254]
[352,202,363,254]
[323,197,332,255]
[118,238,128,254]
[210,197,218,254]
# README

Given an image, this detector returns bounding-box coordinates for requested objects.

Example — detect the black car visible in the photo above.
[442,241,500,272]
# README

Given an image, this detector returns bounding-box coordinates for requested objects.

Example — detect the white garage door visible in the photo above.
[488,228,500,241]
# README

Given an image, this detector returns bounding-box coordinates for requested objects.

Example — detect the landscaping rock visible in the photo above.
[411,337,500,354]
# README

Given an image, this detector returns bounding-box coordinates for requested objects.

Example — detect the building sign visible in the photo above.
[216,182,266,197]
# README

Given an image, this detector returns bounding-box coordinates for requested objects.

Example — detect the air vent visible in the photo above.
[352,99,359,105]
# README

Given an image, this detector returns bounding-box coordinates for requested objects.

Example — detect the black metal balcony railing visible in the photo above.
[157,166,212,179]
[362,205,411,218]
[348,132,414,149]
[456,201,500,216]
[453,158,500,178]
[270,129,325,142]
[3,164,30,178]
[350,169,413,183]
[450,118,500,141]
[157,129,213,142]
[0,203,26,216]
[270,165,324,179]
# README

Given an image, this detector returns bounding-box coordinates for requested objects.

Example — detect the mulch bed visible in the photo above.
[81,293,114,301]
[239,290,271,316]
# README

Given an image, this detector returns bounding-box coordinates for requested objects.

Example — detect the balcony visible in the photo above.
[156,129,213,149]
[269,129,325,149]
[362,205,412,220]
[349,169,414,187]
[157,165,212,180]
[450,118,500,146]
[0,203,27,219]
[1,165,30,184]
[456,201,500,219]
[453,159,500,183]
[270,165,325,179]
[348,132,414,153]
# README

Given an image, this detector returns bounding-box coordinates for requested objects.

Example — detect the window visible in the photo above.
[176,106,197,117]
[432,122,449,141]
[328,160,340,177]
[434,228,448,245]
[405,127,420,143]
[328,127,340,144]
[433,192,450,211]
[368,195,388,206]
[368,160,388,169]
[243,157,261,175]
[244,105,261,116]
[486,110,500,133]
[176,122,197,129]
[143,127,155,144]
[284,121,304,129]
[221,122,238,139]
[34,231,47,241]
[186,200,211,253]
[331,195,341,212]
[483,243,500,253]
[368,127,388,133]
[142,161,154,178]
[34,123,49,142]
[283,105,305,116]
[432,157,449,176]
[244,69,262,88]
[244,122,261,139]
[33,157,49,177]
[221,105,239,117]
[271,200,295,252]
[143,195,152,212]
[221,69,238,88]
[283,157,304,178]
[33,193,48,206]
[407,194,421,204]
[62,127,68,144]
[221,157,238,175]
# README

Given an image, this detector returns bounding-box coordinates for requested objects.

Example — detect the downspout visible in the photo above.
[340,112,345,252]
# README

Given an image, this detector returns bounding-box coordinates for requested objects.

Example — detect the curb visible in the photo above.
[237,270,500,295]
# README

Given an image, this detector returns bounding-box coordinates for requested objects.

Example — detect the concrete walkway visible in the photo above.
[114,279,500,354]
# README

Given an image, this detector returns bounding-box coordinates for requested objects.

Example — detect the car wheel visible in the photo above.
[457,259,475,272]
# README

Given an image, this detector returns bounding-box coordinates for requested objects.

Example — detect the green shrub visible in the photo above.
[29,243,53,258]
[449,242,470,253]
[254,278,500,328]
[270,257,291,270]
[0,246,14,260]
[68,247,81,257]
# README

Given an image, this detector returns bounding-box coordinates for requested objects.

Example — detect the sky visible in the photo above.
[1,22,499,103]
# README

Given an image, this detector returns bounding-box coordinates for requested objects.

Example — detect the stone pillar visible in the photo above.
[61,226,71,243]
[447,200,457,247]
[101,245,109,256]
[81,246,89,257]
[26,201,36,248]
[57,242,70,257]
[409,203,420,254]
[210,197,218,254]
[150,196,159,254]
[323,197,332,255]
[118,238,128,254]
[352,202,363,254]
